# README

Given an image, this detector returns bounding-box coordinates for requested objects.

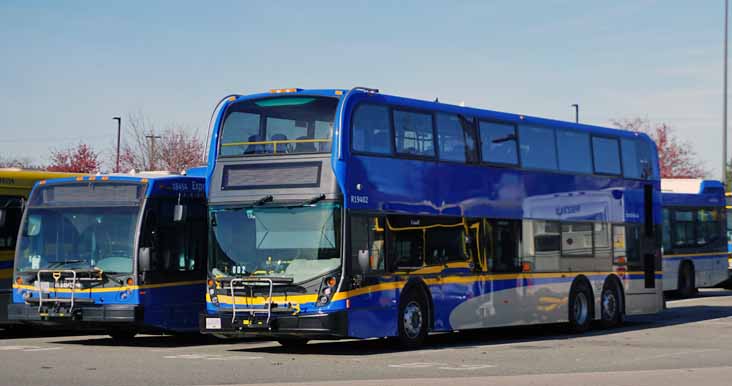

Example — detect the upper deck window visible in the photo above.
[592,136,621,175]
[621,138,641,179]
[519,125,558,170]
[556,130,592,173]
[436,113,476,162]
[479,121,518,165]
[393,110,435,157]
[352,104,392,155]
[219,96,338,157]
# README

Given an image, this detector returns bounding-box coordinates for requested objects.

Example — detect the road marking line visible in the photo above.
[0,346,40,351]
[438,364,496,371]
[23,347,62,352]
[389,362,447,369]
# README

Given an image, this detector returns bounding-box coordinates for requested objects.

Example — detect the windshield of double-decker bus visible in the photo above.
[16,206,139,273]
[210,203,340,283]
[219,96,339,156]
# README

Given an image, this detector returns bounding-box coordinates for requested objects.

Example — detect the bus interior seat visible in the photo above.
[270,133,289,153]
[295,136,316,153]
[244,135,265,154]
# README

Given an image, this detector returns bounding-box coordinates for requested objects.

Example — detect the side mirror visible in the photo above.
[357,250,369,273]
[139,247,152,272]
[173,204,186,222]
[0,209,6,227]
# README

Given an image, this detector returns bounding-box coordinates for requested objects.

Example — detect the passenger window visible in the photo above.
[561,223,593,257]
[673,210,695,248]
[531,220,561,271]
[219,112,261,156]
[479,121,518,165]
[393,110,435,157]
[594,223,610,258]
[556,130,592,173]
[485,219,522,273]
[436,113,476,162]
[592,136,621,175]
[519,125,557,170]
[621,138,641,179]
[387,229,423,270]
[425,226,470,265]
[697,208,722,247]
[350,216,385,274]
[352,104,392,155]
[637,140,657,180]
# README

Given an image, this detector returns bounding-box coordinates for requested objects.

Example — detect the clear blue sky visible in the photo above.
[0,0,726,176]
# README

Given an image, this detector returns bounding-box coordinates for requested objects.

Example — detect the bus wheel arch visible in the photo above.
[568,275,594,333]
[397,279,433,348]
[600,274,624,328]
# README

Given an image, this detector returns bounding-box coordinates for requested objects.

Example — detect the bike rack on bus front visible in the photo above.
[35,269,80,313]
[229,278,274,326]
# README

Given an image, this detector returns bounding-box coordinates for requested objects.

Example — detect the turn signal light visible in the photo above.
[326,277,336,287]
[270,88,301,93]
[15,277,23,285]
[207,279,214,287]
[126,278,134,286]
[521,262,532,272]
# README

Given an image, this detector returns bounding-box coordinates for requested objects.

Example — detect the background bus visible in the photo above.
[724,192,732,289]
[0,168,84,325]
[661,179,729,297]
[200,87,663,348]
[8,173,207,340]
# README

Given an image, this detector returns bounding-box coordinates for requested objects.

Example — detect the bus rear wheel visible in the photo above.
[568,280,593,333]
[600,281,623,328]
[677,262,697,298]
[397,287,428,348]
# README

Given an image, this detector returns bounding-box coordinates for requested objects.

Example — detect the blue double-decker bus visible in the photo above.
[660,179,729,296]
[200,87,664,347]
[8,173,207,340]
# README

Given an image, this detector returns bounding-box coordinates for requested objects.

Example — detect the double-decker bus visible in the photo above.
[200,87,664,348]
[660,179,728,296]
[1,169,84,325]
[8,173,207,340]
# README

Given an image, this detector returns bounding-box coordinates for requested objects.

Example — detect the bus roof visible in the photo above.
[31,173,206,199]
[0,168,86,197]
[661,179,725,208]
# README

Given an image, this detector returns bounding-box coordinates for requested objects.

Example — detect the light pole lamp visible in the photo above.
[113,117,121,173]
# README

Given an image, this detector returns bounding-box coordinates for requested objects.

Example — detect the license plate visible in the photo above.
[205,318,221,329]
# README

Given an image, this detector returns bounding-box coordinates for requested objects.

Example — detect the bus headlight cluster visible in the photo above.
[207,279,219,306]
[316,276,337,307]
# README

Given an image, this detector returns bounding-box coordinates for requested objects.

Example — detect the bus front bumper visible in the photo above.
[7,303,142,325]
[199,310,348,339]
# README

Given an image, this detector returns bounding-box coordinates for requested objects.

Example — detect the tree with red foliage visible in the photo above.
[117,112,205,173]
[611,118,707,178]
[47,143,101,173]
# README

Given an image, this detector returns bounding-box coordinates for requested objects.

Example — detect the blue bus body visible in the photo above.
[9,174,207,336]
[201,88,664,345]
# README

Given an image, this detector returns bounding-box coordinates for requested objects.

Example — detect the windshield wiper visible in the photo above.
[47,259,87,268]
[288,194,325,208]
[253,195,274,206]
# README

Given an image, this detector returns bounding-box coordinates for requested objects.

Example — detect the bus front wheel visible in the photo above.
[397,287,428,348]
[568,280,593,333]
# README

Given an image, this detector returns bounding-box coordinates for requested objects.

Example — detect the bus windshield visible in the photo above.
[16,206,140,274]
[210,202,340,284]
[218,96,339,157]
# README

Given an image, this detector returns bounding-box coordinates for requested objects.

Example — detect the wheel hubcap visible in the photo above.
[574,292,589,325]
[403,301,423,339]
[602,290,617,320]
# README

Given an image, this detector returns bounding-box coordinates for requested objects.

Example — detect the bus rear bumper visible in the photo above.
[7,303,142,324]
[199,310,349,339]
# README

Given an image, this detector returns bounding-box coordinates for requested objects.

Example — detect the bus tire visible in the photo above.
[108,329,137,342]
[397,287,428,349]
[568,280,593,333]
[277,337,309,348]
[600,279,623,329]
[677,261,697,298]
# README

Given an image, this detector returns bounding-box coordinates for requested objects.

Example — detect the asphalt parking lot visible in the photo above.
[2,290,732,386]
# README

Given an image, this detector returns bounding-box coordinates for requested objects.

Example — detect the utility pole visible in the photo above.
[571,104,579,123]
[112,117,121,173]
[145,133,162,171]
[724,0,729,187]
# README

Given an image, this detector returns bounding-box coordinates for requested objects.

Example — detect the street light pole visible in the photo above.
[724,0,729,187]
[571,104,579,123]
[113,117,121,173]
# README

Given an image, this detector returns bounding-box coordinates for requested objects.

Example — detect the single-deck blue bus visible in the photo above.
[200,87,664,348]
[661,179,729,297]
[8,173,207,340]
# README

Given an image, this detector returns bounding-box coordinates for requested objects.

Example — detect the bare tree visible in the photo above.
[117,112,205,173]
[611,117,707,178]
[0,155,39,169]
